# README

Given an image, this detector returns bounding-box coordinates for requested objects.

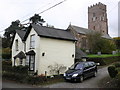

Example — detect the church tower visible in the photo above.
[88,2,108,35]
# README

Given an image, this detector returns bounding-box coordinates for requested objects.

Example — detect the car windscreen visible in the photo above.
[69,63,83,70]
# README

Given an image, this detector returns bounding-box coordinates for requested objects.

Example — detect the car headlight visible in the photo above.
[72,73,78,77]
[64,73,66,76]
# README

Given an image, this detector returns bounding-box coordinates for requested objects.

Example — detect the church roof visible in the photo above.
[69,25,94,35]
[75,47,87,60]
[69,25,112,39]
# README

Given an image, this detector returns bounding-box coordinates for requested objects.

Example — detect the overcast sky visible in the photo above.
[0,0,119,37]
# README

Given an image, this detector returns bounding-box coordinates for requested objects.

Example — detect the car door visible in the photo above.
[83,62,91,78]
[88,62,95,76]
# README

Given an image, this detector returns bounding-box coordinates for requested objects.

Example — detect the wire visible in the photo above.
[0,0,67,34]
[21,0,67,23]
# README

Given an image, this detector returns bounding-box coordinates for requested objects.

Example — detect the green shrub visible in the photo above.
[2,64,28,75]
[2,65,14,72]
[26,76,46,84]
[108,65,118,78]
[2,60,12,66]
[13,65,28,74]
[2,54,11,59]
[2,72,28,83]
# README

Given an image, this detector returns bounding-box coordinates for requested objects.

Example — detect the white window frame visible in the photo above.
[15,39,19,51]
[30,34,35,49]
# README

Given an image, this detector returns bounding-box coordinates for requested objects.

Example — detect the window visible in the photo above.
[25,55,29,66]
[25,55,35,71]
[15,39,18,51]
[93,26,95,30]
[30,55,35,71]
[93,13,95,17]
[100,16,102,21]
[30,34,35,48]
[92,17,96,21]
[88,62,95,67]
[84,63,89,68]
[102,17,105,21]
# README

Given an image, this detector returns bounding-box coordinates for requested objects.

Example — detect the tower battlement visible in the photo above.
[88,2,106,10]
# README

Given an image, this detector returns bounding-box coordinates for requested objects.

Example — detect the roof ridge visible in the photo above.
[71,25,87,29]
[32,24,66,31]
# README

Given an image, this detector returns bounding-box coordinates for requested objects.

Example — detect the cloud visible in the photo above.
[0,0,119,37]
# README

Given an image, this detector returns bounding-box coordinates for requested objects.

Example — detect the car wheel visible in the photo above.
[79,75,84,82]
[93,71,97,77]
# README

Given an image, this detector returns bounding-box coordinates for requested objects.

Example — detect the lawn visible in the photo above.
[88,53,120,58]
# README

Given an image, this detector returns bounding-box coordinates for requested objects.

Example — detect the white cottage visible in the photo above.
[12,24,76,76]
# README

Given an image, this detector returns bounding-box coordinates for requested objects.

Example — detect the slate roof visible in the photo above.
[26,50,36,55]
[14,51,26,59]
[16,30,26,40]
[31,24,76,41]
[75,47,87,60]
[69,25,112,39]
[70,25,94,35]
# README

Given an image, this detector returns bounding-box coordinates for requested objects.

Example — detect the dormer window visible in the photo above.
[30,34,35,49]
[15,39,18,51]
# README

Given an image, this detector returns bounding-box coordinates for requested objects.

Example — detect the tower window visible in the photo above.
[93,13,95,17]
[92,17,96,21]
[93,26,95,30]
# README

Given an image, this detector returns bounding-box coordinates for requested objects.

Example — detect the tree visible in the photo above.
[87,32,116,54]
[4,20,23,39]
[113,37,120,50]
[2,37,11,48]
[30,14,45,25]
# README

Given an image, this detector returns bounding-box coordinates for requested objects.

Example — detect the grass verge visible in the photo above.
[88,53,119,58]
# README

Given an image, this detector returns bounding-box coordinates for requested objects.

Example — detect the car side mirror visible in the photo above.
[96,63,100,66]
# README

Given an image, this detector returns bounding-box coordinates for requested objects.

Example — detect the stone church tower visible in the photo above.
[88,2,108,35]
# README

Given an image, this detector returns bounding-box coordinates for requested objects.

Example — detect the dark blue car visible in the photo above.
[63,61,97,82]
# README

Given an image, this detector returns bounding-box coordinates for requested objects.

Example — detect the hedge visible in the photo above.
[87,56,120,66]
[2,53,11,59]
[2,72,63,85]
[2,65,28,75]
[2,60,12,66]
[2,60,64,85]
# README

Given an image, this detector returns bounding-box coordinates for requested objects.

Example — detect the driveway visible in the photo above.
[2,66,109,88]
[44,66,109,88]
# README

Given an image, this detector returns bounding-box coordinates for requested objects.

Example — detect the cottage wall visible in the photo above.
[12,33,25,66]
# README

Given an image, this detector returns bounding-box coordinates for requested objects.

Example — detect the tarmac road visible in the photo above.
[44,67,109,88]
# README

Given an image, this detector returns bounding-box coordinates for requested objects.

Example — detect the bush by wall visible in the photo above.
[108,62,120,87]
[2,60,64,85]
[108,65,118,78]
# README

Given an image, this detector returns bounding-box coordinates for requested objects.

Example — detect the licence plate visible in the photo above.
[66,77,71,80]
